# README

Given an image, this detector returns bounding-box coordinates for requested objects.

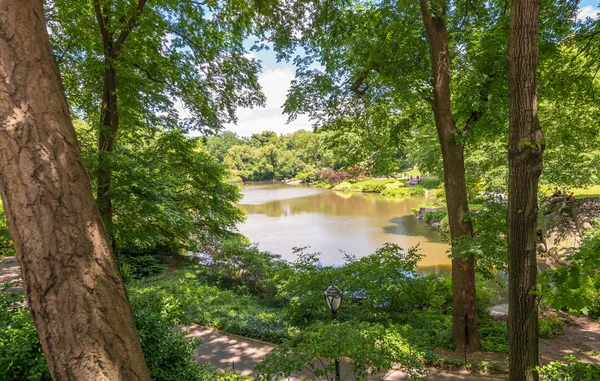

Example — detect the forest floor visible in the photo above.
[2,256,599,379]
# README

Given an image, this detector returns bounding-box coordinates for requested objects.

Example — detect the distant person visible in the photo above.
[551,187,561,197]
[567,192,574,200]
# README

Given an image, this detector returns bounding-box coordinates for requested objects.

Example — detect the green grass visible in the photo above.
[404,168,422,177]
[541,184,600,198]
[572,185,600,199]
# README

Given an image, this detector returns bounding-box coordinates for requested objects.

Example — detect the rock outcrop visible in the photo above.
[541,197,600,264]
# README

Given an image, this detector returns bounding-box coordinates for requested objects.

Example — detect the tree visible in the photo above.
[0,0,150,379]
[46,0,266,240]
[418,0,480,352]
[280,0,481,351]
[75,122,244,250]
[506,0,543,378]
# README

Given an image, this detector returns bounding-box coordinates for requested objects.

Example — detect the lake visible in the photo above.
[236,182,451,270]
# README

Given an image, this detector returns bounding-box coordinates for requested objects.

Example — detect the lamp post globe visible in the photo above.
[324,285,343,320]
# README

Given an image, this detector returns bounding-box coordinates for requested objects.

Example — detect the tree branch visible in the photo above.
[111,0,147,57]
[93,0,112,50]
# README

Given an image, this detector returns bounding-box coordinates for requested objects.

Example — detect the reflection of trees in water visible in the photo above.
[382,216,440,241]
[239,191,424,218]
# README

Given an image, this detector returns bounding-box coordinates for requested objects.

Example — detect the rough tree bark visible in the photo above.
[419,0,480,353]
[506,0,543,379]
[94,0,147,238]
[0,1,151,379]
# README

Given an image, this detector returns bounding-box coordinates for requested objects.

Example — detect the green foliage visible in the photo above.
[381,186,425,197]
[453,202,509,278]
[0,201,15,257]
[0,290,50,381]
[0,280,254,381]
[478,320,508,354]
[360,179,396,193]
[128,270,292,343]
[537,355,600,381]
[76,123,244,251]
[208,239,286,297]
[48,0,266,135]
[117,254,168,281]
[255,321,426,380]
[423,211,447,224]
[419,177,441,189]
[539,317,565,339]
[538,221,600,316]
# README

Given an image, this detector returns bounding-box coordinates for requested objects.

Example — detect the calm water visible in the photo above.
[236,182,451,270]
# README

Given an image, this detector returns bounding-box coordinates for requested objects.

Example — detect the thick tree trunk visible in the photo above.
[419,0,480,353]
[506,0,543,379]
[0,1,151,380]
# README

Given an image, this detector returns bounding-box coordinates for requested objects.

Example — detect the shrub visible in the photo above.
[255,321,426,380]
[329,171,351,184]
[537,355,600,380]
[118,255,168,280]
[539,317,565,338]
[294,171,315,183]
[362,180,395,193]
[439,215,450,233]
[315,168,335,182]
[423,211,447,224]
[381,187,426,197]
[0,204,15,257]
[209,239,286,297]
[0,290,50,381]
[333,181,352,192]
[0,283,244,381]
[419,177,441,189]
[479,320,508,354]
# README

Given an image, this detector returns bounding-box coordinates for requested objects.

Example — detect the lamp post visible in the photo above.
[324,285,343,380]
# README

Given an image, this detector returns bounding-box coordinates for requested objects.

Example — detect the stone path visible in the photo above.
[184,325,503,380]
[0,256,23,294]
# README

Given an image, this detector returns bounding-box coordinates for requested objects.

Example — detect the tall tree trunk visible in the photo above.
[419,0,480,353]
[93,0,146,242]
[0,1,151,379]
[97,64,118,239]
[506,0,543,379]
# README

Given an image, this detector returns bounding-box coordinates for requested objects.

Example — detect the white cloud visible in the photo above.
[578,5,599,20]
[224,65,313,136]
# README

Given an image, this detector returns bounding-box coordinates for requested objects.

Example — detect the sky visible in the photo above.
[219,2,599,137]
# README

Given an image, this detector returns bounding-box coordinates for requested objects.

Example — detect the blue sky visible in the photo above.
[222,2,599,137]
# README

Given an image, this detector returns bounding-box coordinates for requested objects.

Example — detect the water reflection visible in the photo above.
[237,182,451,269]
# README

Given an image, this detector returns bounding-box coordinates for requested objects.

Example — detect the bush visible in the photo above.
[539,317,565,338]
[381,187,426,197]
[423,211,447,224]
[329,171,351,184]
[118,254,168,280]
[294,171,315,183]
[0,290,50,381]
[537,355,600,380]
[362,180,395,193]
[209,239,286,297]
[419,177,441,189]
[255,321,426,380]
[315,168,335,182]
[439,215,450,233]
[129,271,292,343]
[479,320,508,354]
[333,181,352,192]
[0,203,15,257]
